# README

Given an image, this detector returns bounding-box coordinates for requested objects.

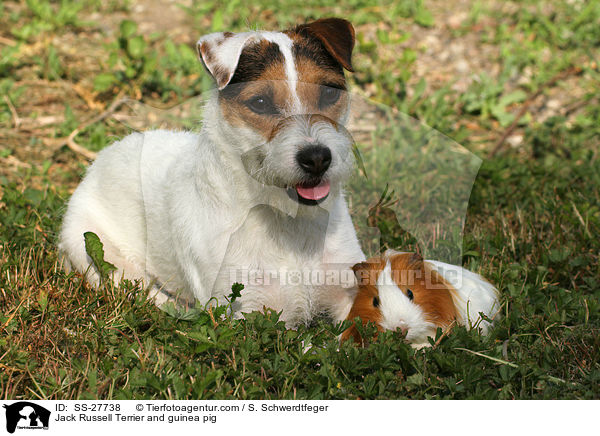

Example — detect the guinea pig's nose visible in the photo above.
[296,145,332,177]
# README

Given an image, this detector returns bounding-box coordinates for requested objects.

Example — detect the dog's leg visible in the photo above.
[58,132,154,289]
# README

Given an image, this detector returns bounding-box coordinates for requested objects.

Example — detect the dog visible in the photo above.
[58,18,366,326]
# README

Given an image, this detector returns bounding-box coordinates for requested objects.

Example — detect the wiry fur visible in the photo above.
[58,19,365,326]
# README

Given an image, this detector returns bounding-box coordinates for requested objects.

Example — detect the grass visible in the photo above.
[1,0,599,399]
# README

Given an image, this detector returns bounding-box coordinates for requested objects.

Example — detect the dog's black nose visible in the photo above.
[296,145,332,177]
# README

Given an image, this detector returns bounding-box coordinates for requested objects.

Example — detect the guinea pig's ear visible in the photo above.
[408,252,423,263]
[387,251,424,272]
[351,262,370,274]
[351,262,373,286]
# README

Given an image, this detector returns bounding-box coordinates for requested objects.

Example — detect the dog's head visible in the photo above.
[197,18,355,207]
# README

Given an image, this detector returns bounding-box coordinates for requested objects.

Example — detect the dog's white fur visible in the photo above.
[58,28,365,326]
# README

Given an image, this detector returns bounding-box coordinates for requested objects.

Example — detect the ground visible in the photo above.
[0,0,599,399]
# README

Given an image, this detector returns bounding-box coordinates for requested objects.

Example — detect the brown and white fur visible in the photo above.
[341,251,499,348]
[58,18,365,326]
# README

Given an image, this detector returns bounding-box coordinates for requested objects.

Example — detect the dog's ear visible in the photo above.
[197,32,257,90]
[299,18,355,72]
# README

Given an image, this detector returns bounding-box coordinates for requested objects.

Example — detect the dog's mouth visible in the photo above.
[286,179,330,205]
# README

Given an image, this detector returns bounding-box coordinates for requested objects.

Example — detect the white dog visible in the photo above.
[58,18,365,326]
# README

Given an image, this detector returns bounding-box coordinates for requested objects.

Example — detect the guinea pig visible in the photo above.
[341,250,500,348]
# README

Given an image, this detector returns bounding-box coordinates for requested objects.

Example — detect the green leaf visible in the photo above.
[23,188,44,207]
[352,143,368,179]
[120,20,138,39]
[84,231,117,280]
[87,370,97,391]
[211,10,223,31]
[406,373,425,385]
[411,78,426,103]
[415,7,434,27]
[490,103,514,127]
[37,291,48,312]
[127,36,146,59]
[376,29,390,44]
[93,73,118,92]
[499,90,527,107]
[549,248,570,263]
[229,282,244,303]
[124,65,137,79]
[462,250,480,258]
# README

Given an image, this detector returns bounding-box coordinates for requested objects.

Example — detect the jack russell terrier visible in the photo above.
[58,18,366,326]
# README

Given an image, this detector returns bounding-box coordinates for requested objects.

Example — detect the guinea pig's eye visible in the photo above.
[372,296,380,308]
[406,289,414,301]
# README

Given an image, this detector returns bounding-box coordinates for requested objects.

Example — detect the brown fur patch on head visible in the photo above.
[218,39,290,140]
[227,39,287,86]
[287,18,353,121]
[217,19,355,141]
[289,18,355,72]
[296,80,349,122]
[341,258,385,345]
[388,253,458,327]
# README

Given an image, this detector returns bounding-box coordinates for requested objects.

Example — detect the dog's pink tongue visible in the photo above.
[296,180,331,200]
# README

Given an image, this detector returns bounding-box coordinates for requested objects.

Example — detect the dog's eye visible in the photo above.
[246,96,277,115]
[373,296,380,308]
[406,289,414,301]
[319,86,341,109]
